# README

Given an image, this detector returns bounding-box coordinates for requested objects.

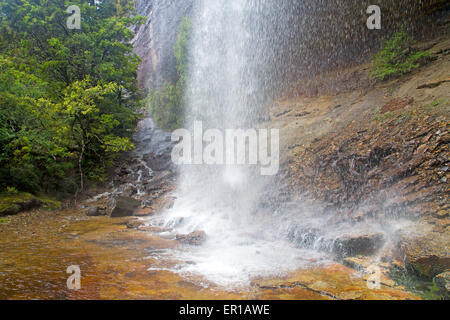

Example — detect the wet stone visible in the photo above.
[176,231,207,246]
[134,208,154,217]
[126,220,145,229]
[86,206,108,217]
[110,197,141,217]
[332,232,385,258]
[434,271,450,297]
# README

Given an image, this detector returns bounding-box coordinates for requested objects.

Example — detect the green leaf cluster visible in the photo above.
[0,0,144,193]
[371,30,432,81]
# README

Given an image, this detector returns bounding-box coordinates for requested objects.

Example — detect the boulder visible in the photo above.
[176,231,207,246]
[398,227,450,278]
[143,152,172,172]
[134,208,154,217]
[332,232,385,258]
[110,197,141,217]
[20,198,43,211]
[0,203,21,216]
[85,206,107,217]
[140,226,172,233]
[434,271,450,297]
[0,195,43,216]
[119,184,137,197]
[407,254,450,278]
[343,256,373,272]
[152,195,176,213]
[126,219,145,229]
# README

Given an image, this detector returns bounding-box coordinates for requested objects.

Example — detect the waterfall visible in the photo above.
[138,0,425,289]
[178,0,267,230]
[147,0,327,287]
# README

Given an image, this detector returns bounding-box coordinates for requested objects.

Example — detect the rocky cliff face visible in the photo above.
[271,35,449,288]
[133,0,448,93]
[132,0,193,89]
[264,0,449,94]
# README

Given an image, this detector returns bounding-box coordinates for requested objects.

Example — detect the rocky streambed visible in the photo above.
[0,113,422,300]
[0,112,437,300]
[272,37,450,298]
[0,201,421,300]
[1,36,449,299]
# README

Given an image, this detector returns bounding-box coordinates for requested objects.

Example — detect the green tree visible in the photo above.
[57,78,135,190]
[0,0,144,193]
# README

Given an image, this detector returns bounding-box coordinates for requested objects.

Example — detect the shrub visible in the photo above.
[371,31,432,81]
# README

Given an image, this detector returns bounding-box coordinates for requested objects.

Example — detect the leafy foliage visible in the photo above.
[149,16,191,131]
[173,16,192,91]
[148,83,182,131]
[371,31,432,81]
[0,0,144,193]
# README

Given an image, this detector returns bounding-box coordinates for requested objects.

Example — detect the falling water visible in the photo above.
[145,0,421,287]
[144,0,329,287]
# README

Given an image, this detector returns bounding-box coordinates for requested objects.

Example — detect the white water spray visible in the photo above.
[145,0,331,287]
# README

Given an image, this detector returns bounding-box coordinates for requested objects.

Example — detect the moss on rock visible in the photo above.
[0,192,61,216]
